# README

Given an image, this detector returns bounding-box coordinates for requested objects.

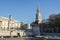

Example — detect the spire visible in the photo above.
[37,3,40,12]
[35,3,42,24]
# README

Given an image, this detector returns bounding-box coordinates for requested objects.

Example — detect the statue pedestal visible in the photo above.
[32,24,40,36]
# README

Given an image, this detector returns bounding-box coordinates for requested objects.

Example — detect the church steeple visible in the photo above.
[35,5,42,24]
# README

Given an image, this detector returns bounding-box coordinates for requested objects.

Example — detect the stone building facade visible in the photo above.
[0,16,21,30]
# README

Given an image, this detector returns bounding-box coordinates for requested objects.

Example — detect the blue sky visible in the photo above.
[0,0,60,23]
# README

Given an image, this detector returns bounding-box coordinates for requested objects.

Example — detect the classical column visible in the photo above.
[7,15,13,30]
